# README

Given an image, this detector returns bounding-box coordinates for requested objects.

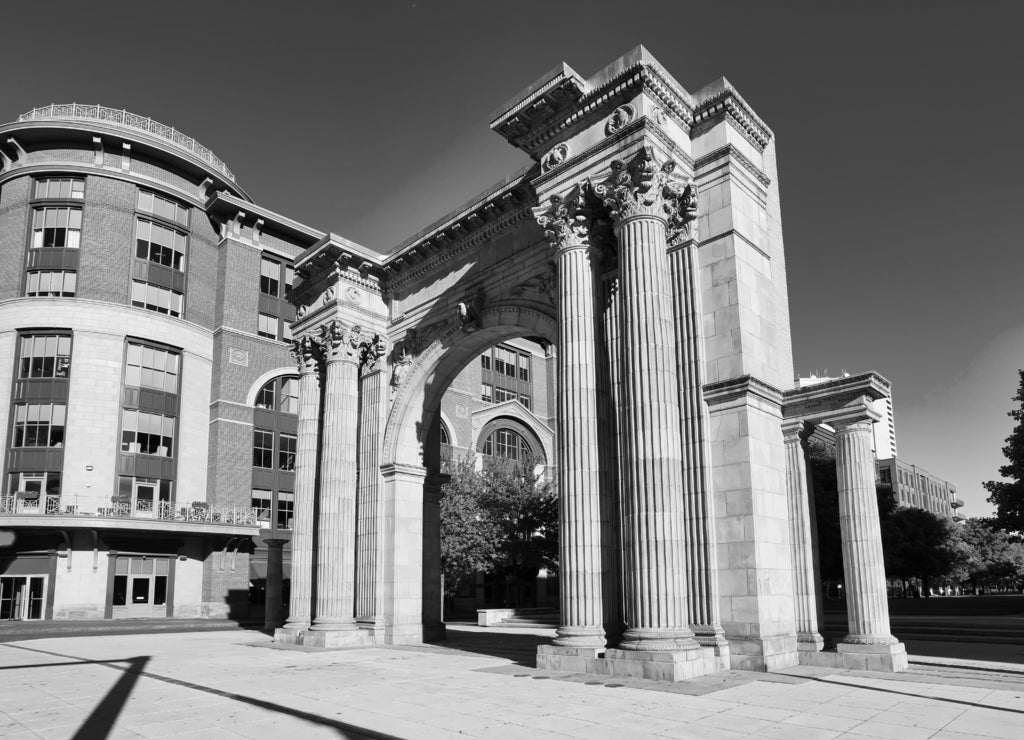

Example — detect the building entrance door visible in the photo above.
[0,576,46,620]
[112,556,169,618]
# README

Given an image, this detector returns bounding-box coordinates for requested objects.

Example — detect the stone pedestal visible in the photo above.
[263,538,287,631]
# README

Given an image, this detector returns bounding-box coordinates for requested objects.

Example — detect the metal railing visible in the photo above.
[0,495,259,526]
[17,104,236,182]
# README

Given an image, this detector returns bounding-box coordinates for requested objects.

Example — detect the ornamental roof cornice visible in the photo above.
[290,233,385,308]
[691,81,773,151]
[781,372,891,426]
[694,144,770,187]
[491,46,695,161]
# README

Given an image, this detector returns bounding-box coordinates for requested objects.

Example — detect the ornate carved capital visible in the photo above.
[290,335,320,375]
[665,179,699,246]
[532,184,591,252]
[319,319,364,364]
[360,334,388,375]
[592,145,695,229]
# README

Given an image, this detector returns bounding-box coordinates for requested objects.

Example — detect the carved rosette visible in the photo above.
[592,146,696,231]
[290,335,320,375]
[318,319,365,364]
[531,185,591,252]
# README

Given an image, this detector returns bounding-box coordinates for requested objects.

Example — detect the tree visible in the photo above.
[985,369,1024,533]
[438,455,559,610]
[880,507,958,594]
[439,458,497,605]
[951,518,1024,592]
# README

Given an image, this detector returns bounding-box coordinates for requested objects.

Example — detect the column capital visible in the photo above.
[831,417,875,435]
[360,335,388,375]
[591,145,697,235]
[532,183,593,253]
[319,319,367,365]
[290,334,320,375]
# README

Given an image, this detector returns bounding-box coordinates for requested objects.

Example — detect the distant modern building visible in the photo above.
[876,458,964,520]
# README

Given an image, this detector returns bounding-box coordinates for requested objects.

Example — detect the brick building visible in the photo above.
[0,105,318,621]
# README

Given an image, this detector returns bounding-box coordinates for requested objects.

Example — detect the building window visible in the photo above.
[494,387,517,403]
[879,468,892,485]
[135,219,187,271]
[137,191,189,227]
[120,410,174,456]
[7,471,61,498]
[253,430,274,468]
[35,177,85,200]
[483,428,532,461]
[131,280,183,317]
[276,492,294,529]
[278,433,296,471]
[18,335,72,379]
[255,376,298,414]
[252,489,272,524]
[520,396,531,410]
[258,313,278,339]
[260,257,281,297]
[25,270,77,297]
[481,383,492,402]
[12,403,66,447]
[125,342,179,393]
[31,208,82,248]
[481,354,491,370]
[518,353,530,382]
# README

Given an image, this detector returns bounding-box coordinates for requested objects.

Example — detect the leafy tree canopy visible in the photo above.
[985,369,1024,533]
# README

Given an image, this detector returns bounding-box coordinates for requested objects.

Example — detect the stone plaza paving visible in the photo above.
[1,626,1023,739]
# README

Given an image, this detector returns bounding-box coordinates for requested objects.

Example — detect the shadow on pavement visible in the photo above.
[436,625,551,667]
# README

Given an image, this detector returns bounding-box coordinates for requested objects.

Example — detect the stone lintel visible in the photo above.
[704,374,784,410]
[782,372,890,426]
[379,462,427,482]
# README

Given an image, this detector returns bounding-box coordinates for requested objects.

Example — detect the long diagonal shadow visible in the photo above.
[3,643,403,739]
[809,675,1024,715]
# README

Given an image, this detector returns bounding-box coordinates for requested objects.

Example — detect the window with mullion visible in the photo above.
[31,207,81,248]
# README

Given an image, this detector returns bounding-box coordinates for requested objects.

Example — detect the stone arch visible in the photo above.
[472,401,554,465]
[382,303,557,469]
[244,366,298,407]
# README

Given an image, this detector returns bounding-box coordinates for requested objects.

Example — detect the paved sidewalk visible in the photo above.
[1,626,1023,739]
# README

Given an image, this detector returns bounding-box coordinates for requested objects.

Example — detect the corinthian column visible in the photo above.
[533,187,605,649]
[782,420,824,651]
[834,417,898,645]
[277,335,320,639]
[309,320,364,635]
[593,146,697,652]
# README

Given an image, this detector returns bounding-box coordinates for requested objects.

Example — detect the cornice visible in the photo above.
[691,88,772,152]
[693,144,770,187]
[782,372,891,425]
[704,374,784,409]
[492,53,695,161]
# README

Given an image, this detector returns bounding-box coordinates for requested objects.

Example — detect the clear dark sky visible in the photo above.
[3,1,1022,516]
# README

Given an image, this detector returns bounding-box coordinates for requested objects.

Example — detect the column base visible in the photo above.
[274,626,306,646]
[302,627,374,649]
[798,641,908,673]
[553,625,606,650]
[536,644,728,681]
[797,632,825,652]
[618,627,699,652]
[727,634,800,672]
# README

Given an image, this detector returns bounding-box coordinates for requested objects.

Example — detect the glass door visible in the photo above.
[134,479,156,516]
[0,576,46,620]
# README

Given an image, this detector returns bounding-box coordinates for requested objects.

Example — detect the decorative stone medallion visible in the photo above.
[606,104,636,135]
[541,143,569,173]
[345,286,361,302]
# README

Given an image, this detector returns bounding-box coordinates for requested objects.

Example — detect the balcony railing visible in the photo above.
[17,104,236,182]
[0,495,259,526]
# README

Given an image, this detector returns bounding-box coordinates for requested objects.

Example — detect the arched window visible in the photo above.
[252,374,299,531]
[483,428,532,461]
[255,375,299,414]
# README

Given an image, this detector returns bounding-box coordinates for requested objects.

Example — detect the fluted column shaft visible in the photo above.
[669,241,723,644]
[553,242,606,648]
[310,350,360,631]
[783,421,824,649]
[835,420,896,644]
[282,344,320,631]
[356,365,386,623]
[616,214,695,651]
